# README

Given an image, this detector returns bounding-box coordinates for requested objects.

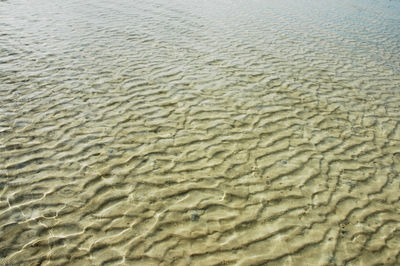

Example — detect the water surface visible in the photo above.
[1,0,400,265]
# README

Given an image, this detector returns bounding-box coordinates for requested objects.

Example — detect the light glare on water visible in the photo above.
[1,0,400,265]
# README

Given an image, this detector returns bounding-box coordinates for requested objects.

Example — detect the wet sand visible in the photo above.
[1,0,400,265]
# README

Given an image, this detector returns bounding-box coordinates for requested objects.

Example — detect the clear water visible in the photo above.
[1,0,400,265]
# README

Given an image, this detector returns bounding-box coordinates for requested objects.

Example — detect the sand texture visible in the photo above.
[1,0,400,265]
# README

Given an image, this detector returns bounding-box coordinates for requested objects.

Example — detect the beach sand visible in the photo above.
[1,0,400,265]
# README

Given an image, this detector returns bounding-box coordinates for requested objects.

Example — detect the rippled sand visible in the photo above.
[1,0,400,265]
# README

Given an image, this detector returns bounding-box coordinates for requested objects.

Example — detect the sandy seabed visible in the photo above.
[1,0,400,265]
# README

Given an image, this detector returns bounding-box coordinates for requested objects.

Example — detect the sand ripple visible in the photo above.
[1,0,400,265]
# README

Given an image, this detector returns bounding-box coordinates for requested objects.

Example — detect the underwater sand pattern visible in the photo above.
[1,0,400,265]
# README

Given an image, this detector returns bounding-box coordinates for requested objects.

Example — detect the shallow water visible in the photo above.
[1,0,400,265]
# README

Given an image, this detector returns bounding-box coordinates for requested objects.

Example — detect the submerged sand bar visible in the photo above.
[1,0,400,265]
